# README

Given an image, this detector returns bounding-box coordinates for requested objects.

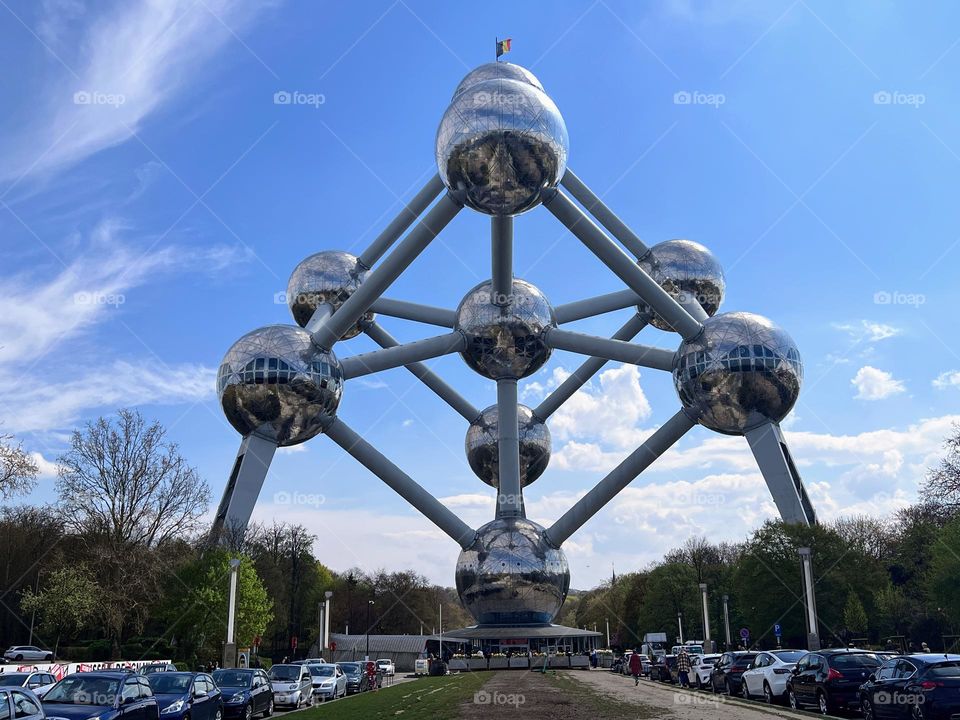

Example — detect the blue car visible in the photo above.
[210,670,272,720]
[146,673,222,720]
[42,671,159,720]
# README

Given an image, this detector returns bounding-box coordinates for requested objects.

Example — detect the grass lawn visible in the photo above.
[295,674,489,720]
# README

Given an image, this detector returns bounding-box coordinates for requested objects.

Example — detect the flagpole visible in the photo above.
[495,36,499,62]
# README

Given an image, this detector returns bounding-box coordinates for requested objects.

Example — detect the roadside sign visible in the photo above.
[774,624,782,637]
[740,627,750,640]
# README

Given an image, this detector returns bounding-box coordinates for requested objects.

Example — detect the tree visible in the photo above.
[20,566,98,658]
[843,591,868,638]
[927,517,960,625]
[0,433,38,499]
[923,425,960,513]
[56,409,210,547]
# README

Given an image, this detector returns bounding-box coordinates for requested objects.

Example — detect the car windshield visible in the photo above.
[44,677,120,705]
[269,666,300,681]
[339,664,360,675]
[212,671,250,689]
[929,663,960,677]
[148,675,192,694]
[773,651,805,663]
[308,666,334,678]
[0,675,28,686]
[832,654,880,668]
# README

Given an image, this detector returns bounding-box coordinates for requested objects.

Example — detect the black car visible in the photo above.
[210,669,273,720]
[41,671,159,720]
[787,648,882,714]
[653,655,677,683]
[336,663,370,695]
[858,653,960,720]
[710,652,757,695]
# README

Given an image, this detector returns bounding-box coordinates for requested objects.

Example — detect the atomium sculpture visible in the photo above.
[210,60,817,628]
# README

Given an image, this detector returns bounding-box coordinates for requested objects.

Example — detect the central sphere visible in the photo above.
[436,77,568,215]
[638,239,726,331]
[673,312,802,435]
[455,517,570,626]
[455,279,555,380]
[451,62,544,98]
[465,404,551,488]
[218,325,343,446]
[286,250,372,340]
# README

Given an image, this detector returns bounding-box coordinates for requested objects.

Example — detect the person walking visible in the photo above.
[629,650,643,686]
[676,648,692,688]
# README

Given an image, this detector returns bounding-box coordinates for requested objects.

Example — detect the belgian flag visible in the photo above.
[496,38,512,58]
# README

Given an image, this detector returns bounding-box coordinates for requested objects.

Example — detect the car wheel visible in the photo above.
[213,710,222,720]
[262,699,273,718]
[861,697,875,720]
[14,655,22,661]
[911,705,926,720]
[243,704,253,720]
[695,676,702,690]
[763,682,774,704]
[741,680,751,700]
[788,688,799,710]
[817,690,829,715]
[45,654,53,661]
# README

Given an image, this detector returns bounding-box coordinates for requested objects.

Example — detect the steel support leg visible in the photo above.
[744,421,817,526]
[209,434,278,544]
[496,378,523,518]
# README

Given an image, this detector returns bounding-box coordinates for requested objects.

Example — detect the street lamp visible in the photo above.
[224,558,241,668]
[798,548,821,651]
[722,594,732,649]
[699,583,712,652]
[323,590,333,656]
[366,599,375,661]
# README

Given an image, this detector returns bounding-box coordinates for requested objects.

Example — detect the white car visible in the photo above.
[375,659,395,677]
[307,663,346,701]
[0,672,58,699]
[268,663,313,708]
[741,649,806,703]
[693,654,722,689]
[3,647,53,663]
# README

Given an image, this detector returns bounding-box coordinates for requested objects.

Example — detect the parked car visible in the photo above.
[0,686,45,720]
[41,671,158,720]
[306,664,345,702]
[139,666,177,676]
[858,653,960,720]
[289,659,323,666]
[3,647,53,663]
[266,665,312,709]
[0,672,58,699]
[375,659,395,677]
[709,651,757,695]
[786,648,882,714]
[336,663,370,695]
[740,649,805,703]
[146,672,221,720]
[693,654,722,689]
[652,655,677,683]
[210,669,272,720]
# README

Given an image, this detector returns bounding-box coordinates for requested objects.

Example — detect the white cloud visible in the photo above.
[933,370,960,390]
[833,320,900,343]
[1,0,273,183]
[852,365,906,400]
[28,451,62,479]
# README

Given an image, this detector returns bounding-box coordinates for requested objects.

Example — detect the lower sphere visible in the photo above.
[455,517,569,626]
[465,404,550,488]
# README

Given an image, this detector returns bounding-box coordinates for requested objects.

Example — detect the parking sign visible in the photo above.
[774,623,782,637]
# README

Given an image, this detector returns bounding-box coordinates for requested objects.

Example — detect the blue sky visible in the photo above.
[3,0,960,589]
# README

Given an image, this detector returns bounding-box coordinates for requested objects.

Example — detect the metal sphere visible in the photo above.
[436,78,568,216]
[455,517,570,625]
[451,62,544,99]
[286,250,372,339]
[465,404,551,488]
[455,279,555,380]
[673,312,802,435]
[218,325,343,446]
[638,239,726,331]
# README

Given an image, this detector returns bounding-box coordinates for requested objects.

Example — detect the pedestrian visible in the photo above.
[676,648,692,688]
[922,642,930,653]
[629,649,643,686]
[590,648,598,668]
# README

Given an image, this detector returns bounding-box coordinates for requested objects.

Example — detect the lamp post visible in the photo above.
[605,619,610,649]
[722,594,732,649]
[224,558,241,668]
[677,611,684,644]
[323,590,333,656]
[699,583,712,652]
[799,548,821,651]
[366,599,375,661]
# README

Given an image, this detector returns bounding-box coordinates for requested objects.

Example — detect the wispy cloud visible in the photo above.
[933,370,960,390]
[833,320,901,343]
[851,365,906,400]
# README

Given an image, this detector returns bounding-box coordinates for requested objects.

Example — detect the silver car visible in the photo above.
[0,673,58,699]
[3,647,52,663]
[267,665,312,709]
[0,687,45,720]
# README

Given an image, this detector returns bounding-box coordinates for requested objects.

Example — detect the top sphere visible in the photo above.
[638,239,726,331]
[436,78,568,216]
[673,312,802,435]
[455,279,556,380]
[451,62,545,99]
[217,325,343,446]
[286,251,373,340]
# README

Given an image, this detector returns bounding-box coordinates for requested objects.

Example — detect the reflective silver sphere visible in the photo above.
[638,239,726,331]
[465,404,551,488]
[436,77,568,215]
[451,62,544,99]
[218,325,343,446]
[455,517,569,625]
[673,312,802,435]
[455,279,555,380]
[286,250,372,339]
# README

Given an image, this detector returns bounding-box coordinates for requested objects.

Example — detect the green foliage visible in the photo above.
[928,516,960,622]
[20,565,98,656]
[843,592,869,635]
